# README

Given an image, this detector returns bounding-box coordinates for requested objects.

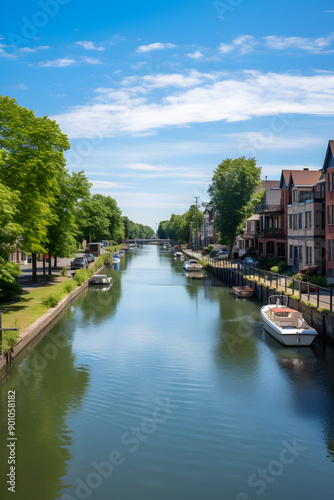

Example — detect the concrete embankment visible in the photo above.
[182,250,334,346]
[0,266,106,372]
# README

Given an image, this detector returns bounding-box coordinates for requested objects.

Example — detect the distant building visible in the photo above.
[200,205,218,247]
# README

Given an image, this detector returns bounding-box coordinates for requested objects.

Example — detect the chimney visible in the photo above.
[265,176,267,181]
[303,168,309,170]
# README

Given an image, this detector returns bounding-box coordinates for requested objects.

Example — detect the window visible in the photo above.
[329,172,333,192]
[274,217,278,229]
[299,213,303,229]
[299,245,303,263]
[305,211,311,229]
[289,245,293,260]
[329,206,332,226]
[293,214,297,230]
[329,240,332,262]
[289,214,292,229]
[306,246,313,264]
[309,246,312,264]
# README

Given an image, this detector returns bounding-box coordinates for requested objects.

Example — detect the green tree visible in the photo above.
[0,96,70,281]
[208,157,262,257]
[157,221,169,239]
[46,171,91,270]
[0,180,21,260]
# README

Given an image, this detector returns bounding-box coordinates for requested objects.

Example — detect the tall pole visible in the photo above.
[194,196,200,251]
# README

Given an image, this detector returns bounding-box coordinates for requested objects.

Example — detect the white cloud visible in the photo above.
[121,70,217,89]
[91,180,132,188]
[15,83,28,90]
[264,34,334,53]
[136,42,176,53]
[38,56,103,67]
[81,56,103,65]
[75,41,105,51]
[39,58,76,67]
[187,50,204,60]
[20,45,50,53]
[52,70,334,138]
[219,35,258,55]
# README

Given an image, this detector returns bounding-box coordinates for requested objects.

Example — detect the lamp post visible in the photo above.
[194,196,200,251]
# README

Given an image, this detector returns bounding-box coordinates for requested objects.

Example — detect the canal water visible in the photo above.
[1,245,334,500]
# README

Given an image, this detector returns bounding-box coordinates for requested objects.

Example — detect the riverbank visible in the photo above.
[0,247,123,367]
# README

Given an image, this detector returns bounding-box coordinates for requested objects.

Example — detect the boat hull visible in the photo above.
[260,306,317,346]
[232,286,253,298]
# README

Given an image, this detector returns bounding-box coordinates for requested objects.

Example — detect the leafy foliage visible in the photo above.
[208,157,262,254]
[0,257,22,301]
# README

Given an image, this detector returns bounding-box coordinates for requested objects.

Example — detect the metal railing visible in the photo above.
[183,249,334,312]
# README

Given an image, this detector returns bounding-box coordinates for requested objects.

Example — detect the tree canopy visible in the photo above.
[208,157,262,256]
[157,205,203,243]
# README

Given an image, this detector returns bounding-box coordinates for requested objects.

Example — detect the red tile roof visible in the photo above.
[289,170,321,186]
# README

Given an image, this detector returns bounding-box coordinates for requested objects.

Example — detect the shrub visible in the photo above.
[208,244,214,251]
[210,250,218,257]
[61,266,68,277]
[277,260,287,274]
[309,275,327,287]
[246,245,257,257]
[63,281,77,294]
[201,247,210,255]
[73,269,89,286]
[270,266,279,274]
[42,293,61,308]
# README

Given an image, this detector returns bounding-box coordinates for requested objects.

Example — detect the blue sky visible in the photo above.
[1,0,334,229]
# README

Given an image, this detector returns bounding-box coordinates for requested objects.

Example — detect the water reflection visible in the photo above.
[0,310,90,499]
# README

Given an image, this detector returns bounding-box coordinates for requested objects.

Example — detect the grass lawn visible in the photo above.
[0,276,77,353]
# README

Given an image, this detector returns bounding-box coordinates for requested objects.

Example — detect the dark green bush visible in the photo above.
[42,293,61,308]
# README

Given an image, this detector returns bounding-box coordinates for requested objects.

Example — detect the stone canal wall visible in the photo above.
[0,266,106,372]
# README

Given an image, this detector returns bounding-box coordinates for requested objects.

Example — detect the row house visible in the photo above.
[255,182,286,259]
[200,205,218,247]
[286,170,325,273]
[323,140,334,279]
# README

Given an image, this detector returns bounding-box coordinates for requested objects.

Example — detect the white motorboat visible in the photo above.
[260,295,317,346]
[113,253,120,263]
[90,275,113,285]
[183,259,203,271]
[174,251,184,260]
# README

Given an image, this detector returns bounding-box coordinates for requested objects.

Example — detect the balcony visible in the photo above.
[255,204,284,214]
[299,191,325,204]
[259,228,286,239]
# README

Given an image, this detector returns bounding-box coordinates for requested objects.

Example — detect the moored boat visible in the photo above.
[183,259,203,271]
[260,295,317,346]
[90,275,113,285]
[232,286,253,298]
[113,253,121,263]
[174,251,184,260]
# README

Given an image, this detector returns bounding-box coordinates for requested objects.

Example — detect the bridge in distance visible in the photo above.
[125,239,178,245]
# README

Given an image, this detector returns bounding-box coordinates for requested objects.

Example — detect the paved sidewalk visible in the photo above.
[18,257,76,291]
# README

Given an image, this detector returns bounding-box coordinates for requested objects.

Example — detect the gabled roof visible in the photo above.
[322,140,334,172]
[279,170,293,188]
[287,170,321,189]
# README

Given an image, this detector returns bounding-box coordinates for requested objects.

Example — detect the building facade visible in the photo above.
[322,141,334,278]
[286,170,325,272]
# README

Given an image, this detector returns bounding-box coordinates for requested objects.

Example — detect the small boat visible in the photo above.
[119,250,125,256]
[183,259,203,271]
[174,251,184,261]
[113,253,121,263]
[90,275,113,285]
[260,295,317,346]
[232,286,253,298]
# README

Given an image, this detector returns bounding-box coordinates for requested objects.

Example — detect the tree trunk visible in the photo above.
[228,237,235,260]
[43,254,46,277]
[48,246,52,275]
[54,256,57,268]
[32,253,37,283]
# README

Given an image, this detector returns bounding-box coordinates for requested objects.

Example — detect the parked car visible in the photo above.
[70,257,88,270]
[243,257,259,267]
[215,250,229,259]
[83,253,95,263]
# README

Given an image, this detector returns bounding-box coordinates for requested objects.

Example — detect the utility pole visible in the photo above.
[194,196,200,251]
